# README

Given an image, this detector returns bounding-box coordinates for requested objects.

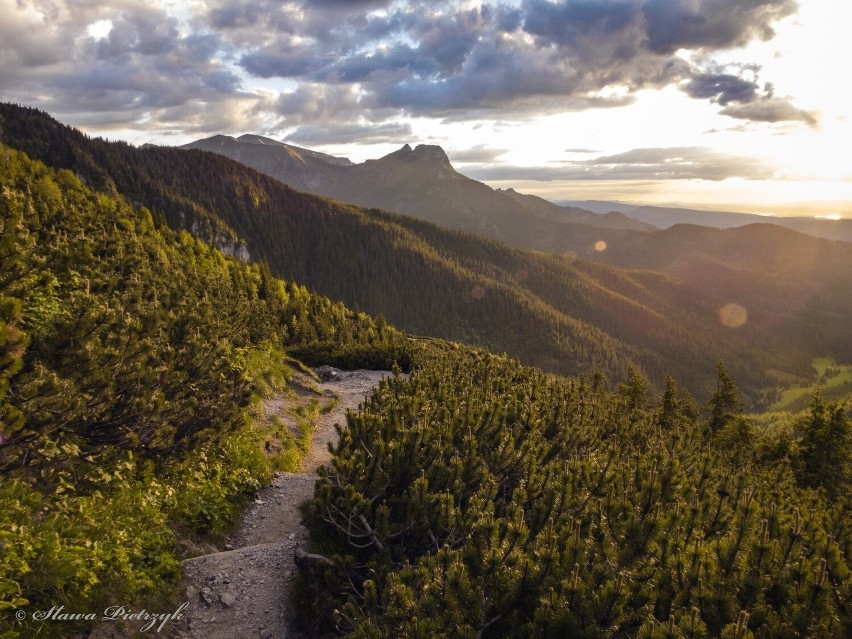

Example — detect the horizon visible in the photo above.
[2,0,850,221]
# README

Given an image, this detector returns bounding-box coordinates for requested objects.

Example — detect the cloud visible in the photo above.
[213,0,805,124]
[684,73,759,106]
[285,121,413,146]
[464,146,774,181]
[0,0,814,141]
[586,146,774,180]
[447,145,508,163]
[0,0,270,137]
[720,98,818,126]
[641,0,798,54]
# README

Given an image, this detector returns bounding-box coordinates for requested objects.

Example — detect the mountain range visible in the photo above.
[3,103,852,403]
[183,135,654,254]
[563,199,852,243]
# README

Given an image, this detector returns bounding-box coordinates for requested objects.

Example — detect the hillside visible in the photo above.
[1,112,849,639]
[497,187,656,232]
[4,104,852,401]
[181,126,852,395]
[0,143,412,638]
[300,351,851,638]
[0,104,717,393]
[595,223,852,362]
[183,135,652,246]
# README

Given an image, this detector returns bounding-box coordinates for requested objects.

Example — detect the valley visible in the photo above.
[3,2,851,638]
[4,104,852,401]
[1,104,849,639]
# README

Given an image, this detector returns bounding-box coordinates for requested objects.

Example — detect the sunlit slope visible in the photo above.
[4,104,852,399]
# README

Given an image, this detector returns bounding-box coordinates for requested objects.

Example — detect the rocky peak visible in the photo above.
[387,143,452,169]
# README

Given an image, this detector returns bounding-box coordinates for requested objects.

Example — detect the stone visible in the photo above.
[315,365,341,381]
[200,587,215,606]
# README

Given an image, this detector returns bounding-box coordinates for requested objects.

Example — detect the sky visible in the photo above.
[1,0,850,217]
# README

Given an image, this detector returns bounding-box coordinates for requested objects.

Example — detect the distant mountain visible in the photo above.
[561,200,852,243]
[496,188,655,232]
[191,134,352,194]
[5,103,852,403]
[183,135,652,252]
[0,104,695,389]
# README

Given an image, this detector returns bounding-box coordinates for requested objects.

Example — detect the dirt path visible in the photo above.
[162,368,391,639]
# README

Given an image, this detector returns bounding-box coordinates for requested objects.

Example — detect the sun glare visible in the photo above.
[86,19,113,40]
[719,303,748,329]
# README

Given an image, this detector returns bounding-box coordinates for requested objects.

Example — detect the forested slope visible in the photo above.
[0,143,410,637]
[1,120,849,639]
[301,352,851,638]
[1,103,828,399]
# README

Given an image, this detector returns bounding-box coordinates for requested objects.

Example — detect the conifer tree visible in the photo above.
[709,361,742,432]
[798,393,852,498]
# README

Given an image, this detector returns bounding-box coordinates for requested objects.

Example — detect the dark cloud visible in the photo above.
[0,1,252,129]
[274,83,396,125]
[0,0,814,141]
[465,146,773,181]
[684,73,759,106]
[642,0,798,54]
[523,0,641,45]
[720,99,818,126]
[306,0,390,7]
[209,0,805,124]
[284,121,413,146]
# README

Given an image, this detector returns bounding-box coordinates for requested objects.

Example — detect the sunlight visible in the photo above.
[86,19,113,40]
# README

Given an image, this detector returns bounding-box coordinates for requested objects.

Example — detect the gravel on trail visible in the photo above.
[84,368,392,639]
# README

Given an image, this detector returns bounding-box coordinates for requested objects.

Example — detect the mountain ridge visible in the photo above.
[561,199,852,243]
[182,135,654,246]
[4,103,852,402]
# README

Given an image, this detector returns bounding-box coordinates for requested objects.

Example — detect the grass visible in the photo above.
[768,357,852,412]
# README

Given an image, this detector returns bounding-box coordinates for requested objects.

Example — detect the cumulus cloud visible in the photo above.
[207,0,806,124]
[641,0,797,54]
[0,0,815,142]
[0,0,268,136]
[684,73,760,106]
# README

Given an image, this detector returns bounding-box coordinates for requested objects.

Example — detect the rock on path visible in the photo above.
[161,369,392,639]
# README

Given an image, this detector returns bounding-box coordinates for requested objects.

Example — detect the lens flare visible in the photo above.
[514,268,529,282]
[719,303,748,328]
[472,286,486,300]
[594,241,607,252]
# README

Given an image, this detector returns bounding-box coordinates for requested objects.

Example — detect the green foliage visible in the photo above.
[300,353,851,638]
[796,394,851,499]
[768,358,852,412]
[164,426,273,538]
[0,144,413,636]
[0,459,180,637]
[7,102,848,400]
[709,362,743,433]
